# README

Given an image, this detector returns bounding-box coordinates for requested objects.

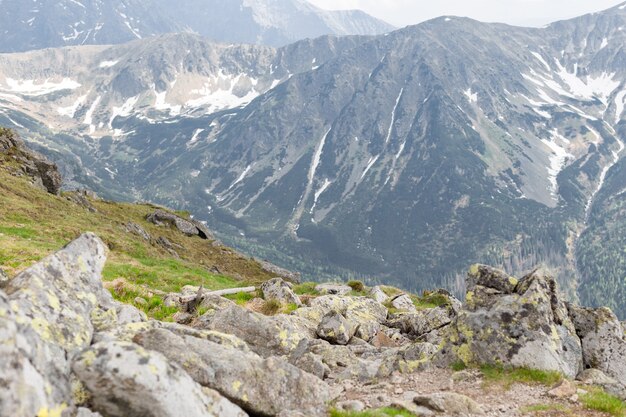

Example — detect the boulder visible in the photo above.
[317,311,356,345]
[261,277,302,306]
[193,303,314,356]
[295,295,388,342]
[414,392,483,415]
[0,268,8,288]
[387,307,453,338]
[72,341,247,417]
[369,286,389,303]
[438,266,583,378]
[134,327,331,416]
[568,304,626,386]
[391,294,417,313]
[315,283,352,295]
[146,209,212,240]
[0,233,109,413]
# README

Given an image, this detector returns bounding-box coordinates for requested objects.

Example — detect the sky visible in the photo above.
[307,0,625,28]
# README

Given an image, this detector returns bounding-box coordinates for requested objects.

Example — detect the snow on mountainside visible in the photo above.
[1,3,626,315]
[0,0,393,52]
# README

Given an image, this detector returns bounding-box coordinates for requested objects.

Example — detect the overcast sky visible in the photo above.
[307,0,625,28]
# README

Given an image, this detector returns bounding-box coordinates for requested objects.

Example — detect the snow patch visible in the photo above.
[464,88,478,103]
[310,178,332,214]
[228,164,252,191]
[361,155,379,180]
[541,132,573,199]
[83,95,101,134]
[2,77,80,96]
[57,94,87,118]
[98,60,119,68]
[615,90,626,124]
[109,95,139,126]
[530,52,550,71]
[385,88,404,143]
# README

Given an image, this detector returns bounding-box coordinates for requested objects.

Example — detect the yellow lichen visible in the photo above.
[232,381,243,392]
[36,404,67,417]
[469,264,480,276]
[508,277,519,287]
[47,292,61,310]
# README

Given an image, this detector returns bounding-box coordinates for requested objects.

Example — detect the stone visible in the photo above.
[577,368,618,385]
[547,379,577,398]
[467,264,518,294]
[261,277,302,306]
[335,400,365,412]
[0,233,109,414]
[193,303,314,356]
[391,294,417,313]
[315,283,352,295]
[134,296,148,306]
[134,327,331,416]
[390,400,435,417]
[371,330,399,348]
[317,311,356,345]
[125,222,151,240]
[146,209,212,239]
[369,286,389,303]
[414,392,484,415]
[387,307,453,337]
[73,340,247,417]
[568,304,626,386]
[173,311,194,324]
[438,267,583,378]
[0,268,8,288]
[76,408,103,417]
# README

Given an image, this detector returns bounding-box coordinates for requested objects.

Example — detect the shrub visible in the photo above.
[347,280,365,293]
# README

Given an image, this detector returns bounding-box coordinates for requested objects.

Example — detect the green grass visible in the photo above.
[451,361,467,372]
[0,225,38,239]
[109,288,179,321]
[521,403,571,414]
[293,282,319,295]
[480,365,563,389]
[347,280,365,293]
[330,407,416,417]
[224,291,256,305]
[580,387,626,416]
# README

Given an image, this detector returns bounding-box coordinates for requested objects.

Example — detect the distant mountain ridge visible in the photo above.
[1,3,626,316]
[0,0,394,52]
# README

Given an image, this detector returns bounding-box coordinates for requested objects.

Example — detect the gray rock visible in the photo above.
[0,233,109,413]
[387,307,453,337]
[75,408,103,417]
[438,267,583,378]
[317,311,356,345]
[391,294,417,313]
[193,303,314,356]
[295,295,388,342]
[568,304,626,386]
[577,368,618,385]
[261,277,302,306]
[466,264,518,294]
[73,340,247,417]
[146,209,212,240]
[125,222,151,240]
[414,392,484,415]
[0,268,8,288]
[335,400,365,412]
[315,283,352,295]
[134,327,331,416]
[369,286,389,303]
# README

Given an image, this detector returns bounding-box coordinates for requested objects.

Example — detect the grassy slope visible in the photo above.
[0,153,276,305]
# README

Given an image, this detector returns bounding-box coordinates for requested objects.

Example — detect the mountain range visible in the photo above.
[1,2,626,316]
[0,0,393,51]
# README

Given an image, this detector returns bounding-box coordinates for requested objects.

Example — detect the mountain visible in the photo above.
[0,0,394,52]
[1,3,626,315]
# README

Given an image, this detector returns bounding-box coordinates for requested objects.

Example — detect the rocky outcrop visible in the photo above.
[0,128,62,194]
[134,328,331,416]
[73,340,247,417]
[438,265,583,378]
[258,260,302,284]
[317,311,356,345]
[146,209,212,240]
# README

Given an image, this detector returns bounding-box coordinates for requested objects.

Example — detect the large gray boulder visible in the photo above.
[0,268,9,288]
[193,303,315,356]
[387,307,454,338]
[73,341,247,417]
[568,305,626,387]
[317,311,356,345]
[261,277,302,306]
[0,233,109,415]
[438,265,583,378]
[134,328,331,416]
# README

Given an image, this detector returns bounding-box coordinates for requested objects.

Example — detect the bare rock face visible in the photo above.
[0,233,109,416]
[0,128,62,194]
[72,341,247,417]
[133,328,331,417]
[568,304,626,386]
[316,311,356,345]
[438,265,583,378]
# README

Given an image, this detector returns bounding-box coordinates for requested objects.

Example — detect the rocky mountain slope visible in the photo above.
[1,4,626,316]
[0,0,393,52]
